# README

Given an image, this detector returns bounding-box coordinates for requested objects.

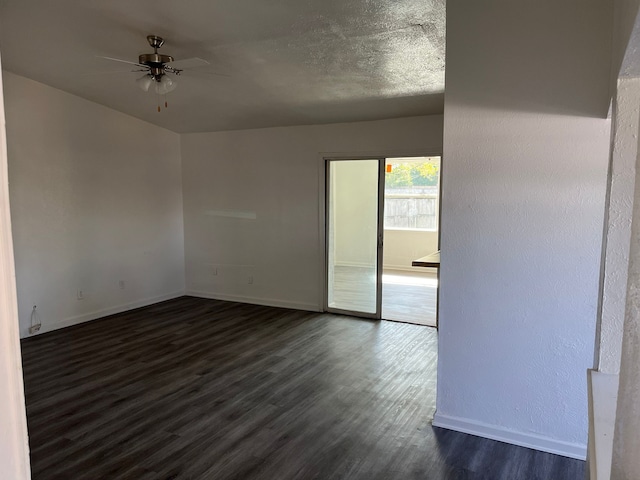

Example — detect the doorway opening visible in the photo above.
[382,156,440,326]
[325,156,441,327]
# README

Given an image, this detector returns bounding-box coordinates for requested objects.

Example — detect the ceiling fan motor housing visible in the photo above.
[139,53,174,77]
[139,53,174,65]
[139,35,174,78]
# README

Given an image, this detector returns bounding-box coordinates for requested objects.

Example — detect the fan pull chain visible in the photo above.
[155,93,169,112]
[156,94,169,113]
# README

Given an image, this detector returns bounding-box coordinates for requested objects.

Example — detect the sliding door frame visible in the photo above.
[318,150,442,324]
[323,156,385,319]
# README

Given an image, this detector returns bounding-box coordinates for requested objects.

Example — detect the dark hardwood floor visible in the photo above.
[20,297,585,479]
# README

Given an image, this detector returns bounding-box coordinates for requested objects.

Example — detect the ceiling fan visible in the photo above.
[98,35,210,111]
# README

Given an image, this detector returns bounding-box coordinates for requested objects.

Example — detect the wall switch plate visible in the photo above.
[248,276,254,285]
[212,267,218,276]
[77,289,84,300]
[119,280,125,289]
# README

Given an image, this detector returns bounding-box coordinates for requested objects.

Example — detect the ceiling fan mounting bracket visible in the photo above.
[137,35,182,76]
[147,35,165,51]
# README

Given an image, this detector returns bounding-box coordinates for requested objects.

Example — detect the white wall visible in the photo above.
[597,78,639,375]
[0,56,30,480]
[609,4,640,476]
[613,0,640,79]
[383,229,438,272]
[3,72,185,338]
[181,116,443,310]
[611,88,640,476]
[435,1,613,459]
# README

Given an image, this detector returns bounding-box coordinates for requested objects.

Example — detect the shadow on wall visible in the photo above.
[447,3,612,119]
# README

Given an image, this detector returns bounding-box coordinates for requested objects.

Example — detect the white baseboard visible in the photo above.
[25,290,185,337]
[432,412,587,460]
[186,290,320,313]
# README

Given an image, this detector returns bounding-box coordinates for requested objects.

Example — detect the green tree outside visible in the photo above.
[386,161,439,187]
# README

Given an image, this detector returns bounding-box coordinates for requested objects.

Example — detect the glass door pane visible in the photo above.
[327,159,380,315]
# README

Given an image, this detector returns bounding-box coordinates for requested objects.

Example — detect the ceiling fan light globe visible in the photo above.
[154,80,166,95]
[136,74,153,92]
[158,75,177,94]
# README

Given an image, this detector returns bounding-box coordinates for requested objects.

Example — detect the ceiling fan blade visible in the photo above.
[182,69,231,78]
[167,57,209,70]
[80,69,149,76]
[96,55,146,68]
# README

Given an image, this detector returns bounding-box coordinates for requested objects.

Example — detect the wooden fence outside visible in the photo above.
[384,194,438,230]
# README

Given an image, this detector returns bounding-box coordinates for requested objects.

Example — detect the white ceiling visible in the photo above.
[0,0,445,133]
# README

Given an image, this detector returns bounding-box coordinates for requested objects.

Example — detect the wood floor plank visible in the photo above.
[20,296,584,479]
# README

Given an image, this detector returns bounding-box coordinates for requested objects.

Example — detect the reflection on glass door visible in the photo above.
[326,159,382,316]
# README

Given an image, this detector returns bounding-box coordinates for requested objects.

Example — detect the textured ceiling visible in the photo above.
[0,0,445,133]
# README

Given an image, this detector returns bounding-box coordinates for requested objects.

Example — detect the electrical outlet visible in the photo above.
[77,289,84,300]
[29,305,41,334]
[119,280,125,289]
[248,275,254,285]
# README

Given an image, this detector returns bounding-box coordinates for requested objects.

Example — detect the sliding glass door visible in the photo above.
[326,159,384,318]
